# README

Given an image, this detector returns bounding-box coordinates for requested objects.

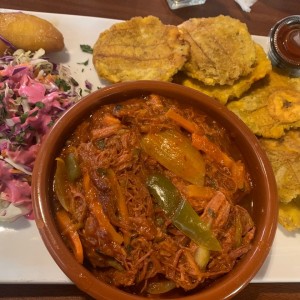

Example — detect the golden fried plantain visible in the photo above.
[259,130,300,204]
[92,16,189,83]
[174,43,271,104]
[178,15,257,86]
[268,90,300,123]
[0,12,64,54]
[279,198,300,231]
[227,70,300,138]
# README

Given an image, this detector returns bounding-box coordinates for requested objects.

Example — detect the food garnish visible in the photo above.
[80,44,93,54]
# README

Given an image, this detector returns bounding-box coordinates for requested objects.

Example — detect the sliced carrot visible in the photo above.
[106,168,129,222]
[185,185,216,200]
[192,133,234,168]
[102,114,121,126]
[106,168,130,245]
[83,172,123,245]
[231,160,247,190]
[56,210,84,264]
[165,108,202,134]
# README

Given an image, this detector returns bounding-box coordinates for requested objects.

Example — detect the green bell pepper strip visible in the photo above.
[54,158,70,212]
[141,129,205,186]
[54,151,81,212]
[147,173,221,251]
[65,152,81,182]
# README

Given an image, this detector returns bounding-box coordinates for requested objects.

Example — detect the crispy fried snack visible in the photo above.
[227,70,300,138]
[0,39,6,54]
[178,15,257,86]
[259,130,300,204]
[92,16,190,83]
[279,199,300,231]
[174,43,271,104]
[0,12,64,54]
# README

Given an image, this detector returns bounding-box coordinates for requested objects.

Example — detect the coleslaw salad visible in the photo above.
[0,48,81,222]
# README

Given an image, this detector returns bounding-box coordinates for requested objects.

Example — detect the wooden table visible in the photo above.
[1,0,300,299]
[1,0,300,36]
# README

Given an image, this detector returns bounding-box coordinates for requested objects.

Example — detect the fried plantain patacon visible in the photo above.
[178,15,257,86]
[174,43,271,104]
[278,198,300,231]
[92,16,190,83]
[260,130,300,205]
[227,70,300,138]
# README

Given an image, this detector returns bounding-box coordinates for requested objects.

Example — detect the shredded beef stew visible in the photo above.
[53,94,255,296]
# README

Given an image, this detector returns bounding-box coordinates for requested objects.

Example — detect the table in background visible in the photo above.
[1,0,299,36]
[1,0,300,299]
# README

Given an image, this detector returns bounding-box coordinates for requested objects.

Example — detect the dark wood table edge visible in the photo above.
[1,283,300,299]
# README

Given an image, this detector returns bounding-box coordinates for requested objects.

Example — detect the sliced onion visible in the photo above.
[194,245,210,270]
[146,280,176,295]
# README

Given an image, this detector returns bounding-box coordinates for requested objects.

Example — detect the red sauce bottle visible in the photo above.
[269,15,300,77]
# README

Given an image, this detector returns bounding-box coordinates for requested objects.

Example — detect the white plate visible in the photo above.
[0,9,299,284]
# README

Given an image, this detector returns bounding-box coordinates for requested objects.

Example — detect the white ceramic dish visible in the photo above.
[0,8,299,284]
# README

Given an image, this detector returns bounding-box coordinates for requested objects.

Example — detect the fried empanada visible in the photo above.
[0,12,64,54]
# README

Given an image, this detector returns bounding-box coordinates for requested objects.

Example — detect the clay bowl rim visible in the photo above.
[32,80,278,300]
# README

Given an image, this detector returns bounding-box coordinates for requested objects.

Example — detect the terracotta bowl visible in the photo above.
[32,81,278,300]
